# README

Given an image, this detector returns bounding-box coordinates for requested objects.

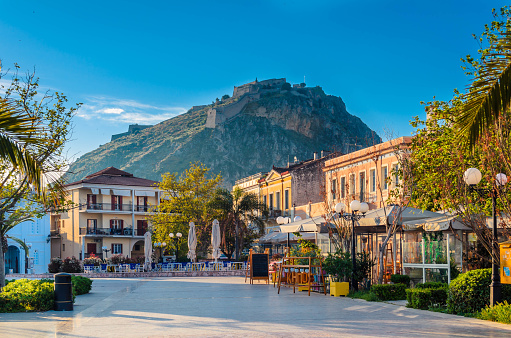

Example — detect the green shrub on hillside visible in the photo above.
[370,283,407,301]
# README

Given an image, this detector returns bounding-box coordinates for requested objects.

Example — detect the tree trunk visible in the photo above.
[0,246,5,290]
[378,229,393,285]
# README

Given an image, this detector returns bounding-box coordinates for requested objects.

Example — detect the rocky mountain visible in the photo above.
[65,79,381,188]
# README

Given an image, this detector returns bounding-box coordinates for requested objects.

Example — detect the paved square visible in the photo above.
[1,277,510,337]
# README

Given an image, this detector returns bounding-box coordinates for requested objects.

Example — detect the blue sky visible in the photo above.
[0,0,504,159]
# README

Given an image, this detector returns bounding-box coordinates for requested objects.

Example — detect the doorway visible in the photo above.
[6,245,20,273]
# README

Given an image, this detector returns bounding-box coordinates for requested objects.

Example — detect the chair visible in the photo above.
[161,262,170,272]
[129,263,137,272]
[100,264,108,272]
[84,265,94,273]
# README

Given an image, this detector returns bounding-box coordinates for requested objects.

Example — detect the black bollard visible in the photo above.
[54,273,73,311]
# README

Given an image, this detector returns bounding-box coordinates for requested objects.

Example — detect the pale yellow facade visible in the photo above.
[50,170,160,260]
[323,137,412,212]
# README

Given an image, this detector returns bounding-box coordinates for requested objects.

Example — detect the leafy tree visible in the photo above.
[281,82,292,91]
[221,94,230,100]
[149,162,222,259]
[208,187,267,260]
[0,63,78,289]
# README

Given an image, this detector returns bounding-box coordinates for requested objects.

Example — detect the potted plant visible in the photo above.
[323,250,351,297]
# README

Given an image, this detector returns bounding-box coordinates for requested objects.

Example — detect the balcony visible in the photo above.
[50,229,60,237]
[267,209,290,219]
[82,227,146,237]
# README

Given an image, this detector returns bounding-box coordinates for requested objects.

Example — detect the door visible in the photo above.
[110,219,124,235]
[6,245,20,273]
[137,196,148,212]
[87,243,97,257]
[111,195,122,210]
[87,194,97,209]
[137,220,148,236]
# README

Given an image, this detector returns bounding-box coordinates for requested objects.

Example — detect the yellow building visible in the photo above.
[50,167,160,260]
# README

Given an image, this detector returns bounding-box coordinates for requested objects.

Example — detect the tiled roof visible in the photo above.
[65,167,159,188]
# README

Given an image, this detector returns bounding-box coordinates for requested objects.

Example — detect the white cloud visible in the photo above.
[76,95,188,124]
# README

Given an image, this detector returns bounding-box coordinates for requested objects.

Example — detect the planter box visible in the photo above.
[330,282,349,297]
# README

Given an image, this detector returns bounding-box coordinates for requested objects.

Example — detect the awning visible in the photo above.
[278,216,326,233]
[357,206,442,227]
[100,189,110,195]
[135,190,155,197]
[112,189,131,196]
[259,231,317,244]
[402,215,472,231]
[91,188,99,194]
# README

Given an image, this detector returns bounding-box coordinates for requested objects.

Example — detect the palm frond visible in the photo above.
[458,32,511,146]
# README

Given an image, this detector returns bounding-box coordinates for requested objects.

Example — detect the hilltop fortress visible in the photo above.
[205,78,307,128]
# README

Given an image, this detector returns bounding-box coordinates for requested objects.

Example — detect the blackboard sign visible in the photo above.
[251,253,269,278]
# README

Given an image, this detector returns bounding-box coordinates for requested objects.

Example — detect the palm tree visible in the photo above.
[209,187,268,260]
[0,97,45,193]
[457,32,511,146]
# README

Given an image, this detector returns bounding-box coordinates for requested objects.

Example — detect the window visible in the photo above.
[370,169,376,193]
[87,219,97,234]
[284,190,289,210]
[392,164,399,186]
[340,177,346,199]
[276,191,281,210]
[111,195,122,211]
[359,172,365,202]
[349,174,356,196]
[110,219,124,235]
[332,179,337,200]
[112,244,123,254]
[33,251,39,265]
[137,196,148,212]
[63,243,65,252]
[31,220,40,234]
[263,195,267,206]
[382,166,388,190]
[87,194,98,209]
[269,193,274,210]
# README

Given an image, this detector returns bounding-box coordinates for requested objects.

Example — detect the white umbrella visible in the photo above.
[144,231,152,271]
[187,221,197,262]
[211,219,221,262]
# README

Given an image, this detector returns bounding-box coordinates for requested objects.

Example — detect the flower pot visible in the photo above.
[330,281,349,297]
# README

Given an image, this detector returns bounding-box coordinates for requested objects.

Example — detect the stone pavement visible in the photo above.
[1,276,511,337]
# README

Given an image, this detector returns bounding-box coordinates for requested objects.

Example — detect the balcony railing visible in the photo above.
[81,203,142,212]
[84,227,146,236]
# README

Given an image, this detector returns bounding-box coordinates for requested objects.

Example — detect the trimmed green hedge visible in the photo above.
[0,279,54,312]
[479,301,511,324]
[406,287,448,310]
[416,282,447,289]
[0,276,93,313]
[370,283,407,301]
[390,274,410,287]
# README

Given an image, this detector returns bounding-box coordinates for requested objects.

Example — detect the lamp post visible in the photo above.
[154,242,167,263]
[335,200,369,292]
[169,232,183,262]
[464,168,508,306]
[102,246,111,259]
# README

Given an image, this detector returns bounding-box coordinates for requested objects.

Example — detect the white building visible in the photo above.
[6,214,51,274]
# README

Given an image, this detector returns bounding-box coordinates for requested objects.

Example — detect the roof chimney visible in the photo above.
[313,152,318,160]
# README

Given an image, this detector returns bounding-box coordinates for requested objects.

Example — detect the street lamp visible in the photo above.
[464,167,508,306]
[169,232,183,262]
[335,200,369,292]
[102,246,111,259]
[154,242,167,263]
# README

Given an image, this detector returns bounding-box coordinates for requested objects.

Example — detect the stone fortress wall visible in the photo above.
[205,78,287,129]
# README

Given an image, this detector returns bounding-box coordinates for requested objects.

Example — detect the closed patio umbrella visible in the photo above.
[187,221,197,262]
[211,219,221,262]
[144,231,152,271]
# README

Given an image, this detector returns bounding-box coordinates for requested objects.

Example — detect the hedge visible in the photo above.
[447,268,511,315]
[0,279,54,313]
[370,283,407,301]
[406,287,448,310]
[0,276,93,313]
[390,274,410,287]
[416,282,447,289]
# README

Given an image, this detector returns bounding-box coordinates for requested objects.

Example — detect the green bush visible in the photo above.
[416,282,447,289]
[479,301,511,324]
[71,275,93,295]
[370,283,407,301]
[61,256,82,273]
[406,287,448,310]
[390,274,410,287]
[447,268,511,315]
[0,279,54,313]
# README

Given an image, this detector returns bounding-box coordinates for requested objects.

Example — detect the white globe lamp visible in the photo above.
[360,202,369,214]
[335,202,346,213]
[464,168,482,185]
[350,200,361,212]
[496,173,508,187]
